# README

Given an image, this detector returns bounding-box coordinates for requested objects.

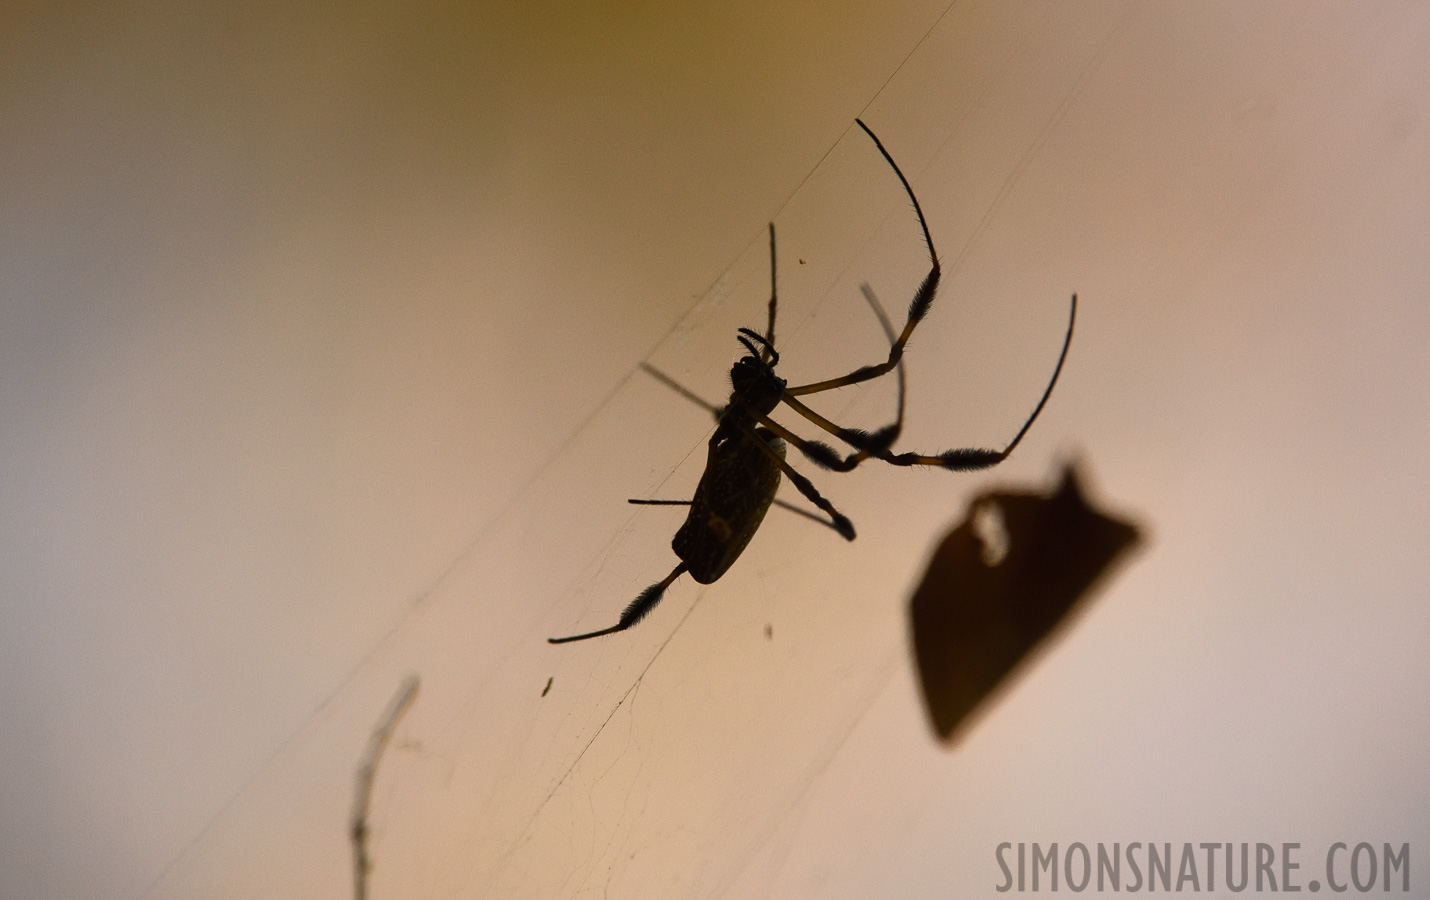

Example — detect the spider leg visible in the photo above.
[786,119,939,397]
[628,496,845,534]
[762,222,777,363]
[786,283,910,467]
[779,294,1077,472]
[857,282,907,454]
[640,363,723,421]
[548,562,689,643]
[733,419,856,540]
[749,410,859,472]
[766,496,848,531]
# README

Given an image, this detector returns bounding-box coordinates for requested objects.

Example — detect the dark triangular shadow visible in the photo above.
[909,461,1143,744]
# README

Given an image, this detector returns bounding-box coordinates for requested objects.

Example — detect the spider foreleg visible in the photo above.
[639,363,723,422]
[785,120,941,397]
[779,292,1076,472]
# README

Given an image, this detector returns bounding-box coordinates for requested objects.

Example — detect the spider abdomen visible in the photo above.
[673,427,785,583]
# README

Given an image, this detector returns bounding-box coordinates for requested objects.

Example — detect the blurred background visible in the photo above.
[3,1,1428,897]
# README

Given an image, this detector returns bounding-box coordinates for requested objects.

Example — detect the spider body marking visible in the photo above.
[674,424,787,585]
[549,119,1076,644]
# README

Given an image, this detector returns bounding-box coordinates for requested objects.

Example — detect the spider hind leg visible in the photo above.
[548,563,689,644]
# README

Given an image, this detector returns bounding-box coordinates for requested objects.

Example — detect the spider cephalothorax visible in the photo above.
[727,330,786,417]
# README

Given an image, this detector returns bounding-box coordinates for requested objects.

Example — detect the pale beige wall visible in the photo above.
[3,2,1428,898]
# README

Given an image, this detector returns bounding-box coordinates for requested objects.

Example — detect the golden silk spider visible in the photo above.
[549,119,1076,644]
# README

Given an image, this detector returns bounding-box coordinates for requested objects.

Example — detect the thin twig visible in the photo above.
[352,674,420,900]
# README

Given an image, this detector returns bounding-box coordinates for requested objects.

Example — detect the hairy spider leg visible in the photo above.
[548,563,689,644]
[791,283,908,468]
[784,118,941,398]
[774,294,1075,472]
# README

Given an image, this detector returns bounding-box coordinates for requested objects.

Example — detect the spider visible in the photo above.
[549,119,1076,644]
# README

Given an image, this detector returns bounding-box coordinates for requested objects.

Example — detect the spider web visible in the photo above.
[144,6,1142,897]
